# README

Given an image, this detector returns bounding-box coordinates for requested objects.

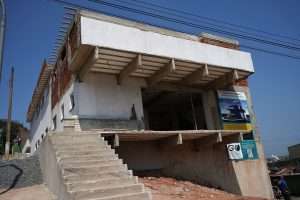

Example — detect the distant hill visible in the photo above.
[0,119,28,154]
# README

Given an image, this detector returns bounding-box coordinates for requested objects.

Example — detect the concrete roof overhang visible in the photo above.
[70,11,254,87]
[90,129,249,144]
[73,46,253,88]
[27,61,53,122]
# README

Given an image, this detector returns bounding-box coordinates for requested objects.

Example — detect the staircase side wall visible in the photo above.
[39,136,71,200]
[117,139,273,199]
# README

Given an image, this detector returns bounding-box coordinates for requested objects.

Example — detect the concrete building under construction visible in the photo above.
[26,9,274,200]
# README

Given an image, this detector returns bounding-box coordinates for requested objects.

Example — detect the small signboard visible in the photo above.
[227,140,259,160]
[241,140,259,160]
[227,143,243,160]
[217,91,252,131]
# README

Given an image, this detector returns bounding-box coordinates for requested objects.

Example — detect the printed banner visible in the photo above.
[217,91,252,131]
[241,140,259,160]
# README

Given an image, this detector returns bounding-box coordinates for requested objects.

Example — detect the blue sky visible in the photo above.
[0,0,300,156]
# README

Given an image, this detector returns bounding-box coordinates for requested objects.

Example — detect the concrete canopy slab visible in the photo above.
[79,12,254,73]
[97,130,249,142]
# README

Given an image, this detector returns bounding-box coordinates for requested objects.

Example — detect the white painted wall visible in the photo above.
[29,85,52,152]
[77,73,146,120]
[52,82,77,132]
[81,15,254,72]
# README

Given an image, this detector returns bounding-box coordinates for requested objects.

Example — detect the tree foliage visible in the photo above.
[0,119,28,154]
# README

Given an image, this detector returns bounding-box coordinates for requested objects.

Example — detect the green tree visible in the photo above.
[0,119,28,154]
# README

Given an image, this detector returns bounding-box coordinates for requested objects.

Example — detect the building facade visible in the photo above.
[27,10,273,199]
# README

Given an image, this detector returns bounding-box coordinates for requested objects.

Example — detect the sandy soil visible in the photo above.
[0,184,53,200]
[140,177,267,200]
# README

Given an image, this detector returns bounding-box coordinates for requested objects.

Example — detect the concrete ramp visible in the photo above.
[39,131,151,200]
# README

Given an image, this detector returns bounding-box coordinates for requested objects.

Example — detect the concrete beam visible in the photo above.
[183,64,209,85]
[217,132,223,143]
[117,54,142,84]
[113,134,119,148]
[205,69,239,89]
[79,47,99,81]
[148,58,176,86]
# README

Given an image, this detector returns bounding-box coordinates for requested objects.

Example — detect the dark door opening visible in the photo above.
[142,89,207,131]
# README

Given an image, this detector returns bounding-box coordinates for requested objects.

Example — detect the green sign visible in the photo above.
[241,140,258,160]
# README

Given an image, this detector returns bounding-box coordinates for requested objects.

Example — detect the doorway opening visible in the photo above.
[142,89,207,131]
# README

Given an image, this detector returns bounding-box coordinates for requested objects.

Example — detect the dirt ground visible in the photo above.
[140,177,267,200]
[0,184,53,200]
[0,178,273,200]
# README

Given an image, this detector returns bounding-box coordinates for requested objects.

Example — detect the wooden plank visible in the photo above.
[96,59,128,66]
[99,48,136,58]
[148,58,176,85]
[99,54,132,63]
[141,65,160,71]
[175,66,196,72]
[205,69,240,89]
[79,47,99,81]
[142,55,169,63]
[142,60,165,67]
[175,61,202,68]
[117,54,142,84]
[182,64,209,85]
[93,63,124,70]
[135,68,156,74]
[131,72,151,77]
[90,68,120,74]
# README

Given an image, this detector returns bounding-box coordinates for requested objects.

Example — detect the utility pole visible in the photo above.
[0,0,6,83]
[5,66,14,159]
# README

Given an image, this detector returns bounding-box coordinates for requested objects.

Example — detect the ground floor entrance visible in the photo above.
[142,89,207,131]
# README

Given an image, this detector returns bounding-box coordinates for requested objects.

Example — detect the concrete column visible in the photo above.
[202,90,222,129]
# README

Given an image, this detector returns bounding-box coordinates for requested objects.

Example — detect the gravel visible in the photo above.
[0,155,43,189]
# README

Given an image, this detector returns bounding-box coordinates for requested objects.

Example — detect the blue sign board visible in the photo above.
[241,140,259,160]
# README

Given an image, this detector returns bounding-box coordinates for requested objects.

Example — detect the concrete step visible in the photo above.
[62,164,128,176]
[57,151,116,160]
[53,142,107,150]
[64,170,133,183]
[51,133,102,139]
[91,192,151,200]
[56,148,115,157]
[59,154,118,163]
[66,176,138,191]
[71,184,144,200]
[61,159,123,168]
[51,138,103,145]
[53,143,109,152]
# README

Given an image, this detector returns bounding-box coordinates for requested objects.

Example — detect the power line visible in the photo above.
[89,0,300,52]
[129,0,300,44]
[110,0,300,49]
[48,0,300,60]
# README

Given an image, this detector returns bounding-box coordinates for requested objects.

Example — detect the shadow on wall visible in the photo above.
[0,164,23,195]
[115,137,242,194]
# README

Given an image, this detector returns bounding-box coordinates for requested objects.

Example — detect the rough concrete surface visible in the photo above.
[0,184,53,200]
[140,177,267,200]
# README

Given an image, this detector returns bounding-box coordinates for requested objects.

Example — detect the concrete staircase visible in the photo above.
[48,132,151,200]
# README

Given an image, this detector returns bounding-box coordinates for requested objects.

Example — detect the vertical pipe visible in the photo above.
[5,66,14,159]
